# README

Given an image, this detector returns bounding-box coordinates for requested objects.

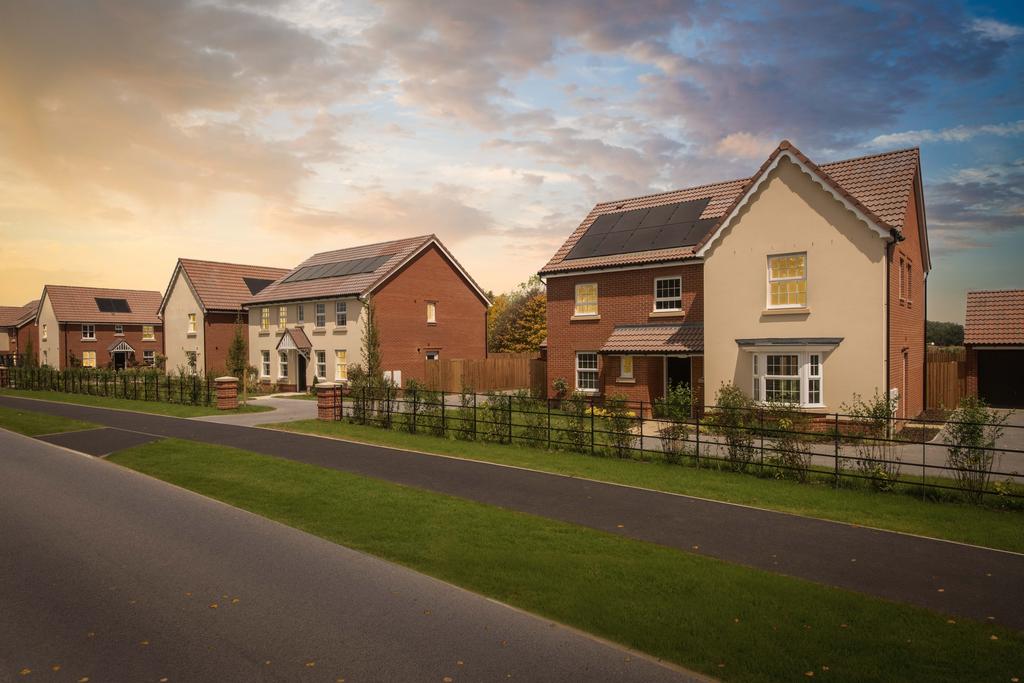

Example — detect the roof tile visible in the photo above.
[43,286,162,324]
[600,323,704,354]
[176,259,290,312]
[965,290,1024,345]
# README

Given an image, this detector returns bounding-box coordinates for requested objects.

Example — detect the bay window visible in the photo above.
[576,352,599,391]
[751,351,824,407]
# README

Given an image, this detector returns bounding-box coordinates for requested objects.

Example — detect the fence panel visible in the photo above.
[423,353,542,392]
[926,348,965,411]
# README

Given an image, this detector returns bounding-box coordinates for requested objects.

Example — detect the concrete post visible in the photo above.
[317,382,341,421]
[215,376,239,411]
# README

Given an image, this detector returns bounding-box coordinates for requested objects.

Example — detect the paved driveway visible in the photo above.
[0,429,697,682]
[192,395,316,426]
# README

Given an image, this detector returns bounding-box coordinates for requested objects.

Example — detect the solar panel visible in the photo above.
[282,254,395,284]
[242,277,276,295]
[564,198,712,260]
[95,298,131,313]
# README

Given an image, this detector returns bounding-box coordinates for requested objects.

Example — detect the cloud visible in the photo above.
[864,121,1024,148]
[971,18,1024,42]
[927,159,1024,251]
[715,132,777,160]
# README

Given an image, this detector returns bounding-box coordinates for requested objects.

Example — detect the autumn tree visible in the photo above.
[488,276,547,353]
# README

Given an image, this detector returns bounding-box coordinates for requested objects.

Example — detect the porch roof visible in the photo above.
[599,323,703,354]
[107,339,135,353]
[277,327,312,353]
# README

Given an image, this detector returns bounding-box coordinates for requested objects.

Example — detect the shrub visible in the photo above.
[552,376,569,399]
[561,392,591,454]
[602,394,636,458]
[711,383,757,472]
[659,422,690,464]
[453,386,477,441]
[842,391,901,491]
[943,396,1010,503]
[762,402,813,482]
[653,383,692,421]
[481,392,512,443]
[515,389,548,446]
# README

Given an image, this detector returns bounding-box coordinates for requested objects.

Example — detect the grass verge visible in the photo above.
[0,388,274,418]
[0,404,97,436]
[268,419,1024,553]
[109,438,1023,683]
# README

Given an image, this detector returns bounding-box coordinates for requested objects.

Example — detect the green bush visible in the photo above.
[762,402,813,482]
[602,394,637,458]
[659,422,691,464]
[711,383,757,472]
[561,392,591,454]
[943,396,1010,503]
[515,390,548,446]
[482,392,512,444]
[842,391,901,492]
[653,382,692,421]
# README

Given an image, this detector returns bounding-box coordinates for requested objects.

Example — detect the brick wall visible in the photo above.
[373,244,488,384]
[204,312,243,375]
[60,322,163,369]
[17,324,36,357]
[888,180,926,418]
[545,263,703,403]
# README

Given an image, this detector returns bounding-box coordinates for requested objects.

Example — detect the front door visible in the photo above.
[297,354,307,391]
[113,352,127,371]
[666,356,691,393]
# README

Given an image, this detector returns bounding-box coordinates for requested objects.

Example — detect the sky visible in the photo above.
[0,0,1021,323]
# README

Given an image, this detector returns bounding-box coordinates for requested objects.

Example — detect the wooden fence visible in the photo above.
[926,347,966,411]
[423,353,546,394]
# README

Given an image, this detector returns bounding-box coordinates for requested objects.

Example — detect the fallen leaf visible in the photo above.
[209,603,219,609]
[937,588,945,593]
[456,661,464,666]
[947,619,956,624]
[443,678,454,683]
[140,640,149,646]
[78,678,90,683]
[19,669,30,676]
[840,624,848,629]
[306,661,316,668]
[231,598,240,604]
[51,665,61,672]
[184,592,192,597]
[991,635,1000,641]
[692,545,700,550]
[805,672,814,677]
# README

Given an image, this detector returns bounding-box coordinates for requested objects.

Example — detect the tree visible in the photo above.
[361,296,382,380]
[226,319,248,380]
[926,320,964,347]
[488,276,547,353]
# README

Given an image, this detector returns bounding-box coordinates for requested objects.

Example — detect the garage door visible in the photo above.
[978,349,1024,408]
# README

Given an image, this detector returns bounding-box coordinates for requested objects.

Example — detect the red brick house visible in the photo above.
[0,299,37,363]
[159,258,289,375]
[541,141,930,417]
[964,289,1024,408]
[36,286,163,370]
[245,235,489,390]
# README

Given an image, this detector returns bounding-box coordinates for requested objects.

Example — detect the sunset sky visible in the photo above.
[0,0,1021,322]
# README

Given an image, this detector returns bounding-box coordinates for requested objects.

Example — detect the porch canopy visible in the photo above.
[599,323,703,355]
[107,339,135,354]
[735,337,843,351]
[277,327,312,355]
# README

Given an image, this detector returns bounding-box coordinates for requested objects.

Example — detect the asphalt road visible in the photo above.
[0,429,699,682]
[2,394,1023,631]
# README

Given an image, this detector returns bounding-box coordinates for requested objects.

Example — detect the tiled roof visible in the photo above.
[247,235,485,306]
[599,323,704,354]
[175,259,290,313]
[965,290,1024,345]
[540,143,919,275]
[0,300,38,328]
[15,300,38,326]
[277,327,312,353]
[42,285,163,324]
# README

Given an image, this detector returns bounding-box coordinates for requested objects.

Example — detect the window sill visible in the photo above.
[186,332,197,338]
[333,327,348,334]
[649,310,684,319]
[576,388,600,394]
[570,315,601,322]
[427,322,437,326]
[761,307,810,316]
[142,339,156,343]
[615,378,635,384]
[114,333,125,337]
[259,332,270,337]
[312,328,327,335]
[81,338,97,342]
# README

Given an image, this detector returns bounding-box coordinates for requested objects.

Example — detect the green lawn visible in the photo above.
[108,438,1023,683]
[0,404,97,436]
[268,419,1024,553]
[0,388,274,418]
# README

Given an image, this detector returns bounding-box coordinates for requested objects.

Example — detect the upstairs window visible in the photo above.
[575,352,599,391]
[188,313,197,334]
[260,307,270,331]
[654,277,682,311]
[297,305,305,324]
[426,301,436,324]
[574,283,598,316]
[142,325,155,341]
[315,303,326,328]
[768,253,807,308]
[336,301,347,326]
[898,256,906,301]
[42,324,47,341]
[114,324,124,335]
[81,324,96,340]
[905,260,913,304]
[278,306,287,328]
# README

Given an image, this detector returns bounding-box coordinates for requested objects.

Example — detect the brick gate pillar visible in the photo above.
[317,382,341,420]
[215,376,239,410]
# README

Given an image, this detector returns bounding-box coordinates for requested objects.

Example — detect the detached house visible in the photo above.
[159,258,289,374]
[245,235,489,391]
[36,286,163,370]
[0,299,38,363]
[541,141,929,417]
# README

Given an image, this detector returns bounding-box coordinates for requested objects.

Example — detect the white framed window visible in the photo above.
[620,355,633,379]
[279,351,288,378]
[81,324,96,340]
[751,351,824,407]
[143,350,155,366]
[425,350,439,361]
[42,324,47,341]
[574,283,598,317]
[297,304,305,324]
[261,350,270,377]
[188,313,197,334]
[905,260,913,304]
[426,301,436,324]
[335,350,347,380]
[142,325,155,341]
[654,277,682,311]
[336,301,347,326]
[767,253,807,308]
[278,306,287,328]
[315,303,326,328]
[185,350,197,371]
[575,352,599,391]
[315,350,326,378]
[82,350,96,368]
[114,324,124,335]
[898,255,905,301]
[260,307,270,331]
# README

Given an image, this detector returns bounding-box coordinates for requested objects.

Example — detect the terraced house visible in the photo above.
[35,286,163,370]
[245,235,489,392]
[159,258,289,374]
[541,141,929,417]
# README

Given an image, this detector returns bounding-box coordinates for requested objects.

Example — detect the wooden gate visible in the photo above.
[926,347,965,411]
